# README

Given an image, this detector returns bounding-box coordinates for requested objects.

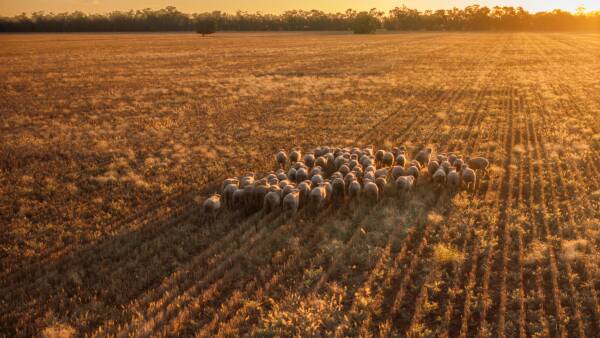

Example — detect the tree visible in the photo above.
[196,17,217,36]
[352,12,379,34]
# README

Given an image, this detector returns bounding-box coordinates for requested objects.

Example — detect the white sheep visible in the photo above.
[433,167,447,188]
[283,189,300,218]
[310,185,328,211]
[276,150,288,168]
[407,165,420,181]
[263,190,282,214]
[311,174,324,187]
[391,165,405,181]
[298,180,312,208]
[375,176,387,196]
[304,153,315,168]
[290,149,302,164]
[296,167,309,183]
[395,175,415,200]
[415,148,432,167]
[466,156,489,175]
[461,164,476,191]
[374,168,388,178]
[240,173,255,188]
[447,168,460,191]
[348,180,362,200]
[331,177,346,207]
[428,160,440,179]
[223,183,238,209]
[375,149,385,166]
[203,194,221,221]
[363,181,379,204]
[382,151,394,167]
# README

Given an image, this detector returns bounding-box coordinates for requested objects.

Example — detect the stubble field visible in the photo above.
[0,32,599,337]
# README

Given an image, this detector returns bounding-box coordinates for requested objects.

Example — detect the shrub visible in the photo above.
[352,12,379,34]
[196,17,217,36]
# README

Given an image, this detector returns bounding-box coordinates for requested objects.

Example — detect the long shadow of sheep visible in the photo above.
[0,176,234,337]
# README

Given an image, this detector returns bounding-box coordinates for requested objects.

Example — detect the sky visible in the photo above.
[1,1,598,16]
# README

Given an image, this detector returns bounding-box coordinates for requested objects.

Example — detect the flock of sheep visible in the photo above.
[203,146,489,221]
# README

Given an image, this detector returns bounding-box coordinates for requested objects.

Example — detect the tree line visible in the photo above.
[0,5,598,33]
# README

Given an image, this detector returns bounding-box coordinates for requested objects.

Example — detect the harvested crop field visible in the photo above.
[1,32,599,336]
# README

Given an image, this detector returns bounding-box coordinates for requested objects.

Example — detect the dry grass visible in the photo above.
[0,32,599,337]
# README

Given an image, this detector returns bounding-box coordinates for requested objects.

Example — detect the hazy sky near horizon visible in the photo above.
[1,1,598,16]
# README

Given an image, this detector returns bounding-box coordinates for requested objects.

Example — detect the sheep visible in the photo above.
[323,181,332,203]
[283,189,300,219]
[331,177,346,207]
[315,156,328,171]
[352,165,364,178]
[375,149,385,166]
[396,153,406,168]
[375,176,387,196]
[263,190,282,215]
[282,183,296,200]
[466,156,489,175]
[440,160,452,174]
[276,150,287,168]
[334,155,346,170]
[243,184,256,214]
[232,188,245,211]
[447,168,460,191]
[298,180,312,208]
[310,185,328,212]
[311,174,324,187]
[278,179,292,189]
[344,172,356,188]
[411,160,422,171]
[304,153,315,168]
[391,165,405,181]
[448,153,458,166]
[395,175,415,200]
[266,173,279,186]
[296,167,309,183]
[428,160,440,179]
[339,164,350,176]
[203,194,221,222]
[221,178,239,192]
[286,167,296,183]
[415,148,432,167]
[330,171,343,181]
[223,183,238,209]
[382,151,394,167]
[240,173,255,188]
[407,165,420,181]
[453,158,464,172]
[363,181,379,204]
[290,149,302,164]
[252,181,270,214]
[433,167,447,188]
[348,180,362,200]
[461,164,476,191]
[374,168,388,179]
[293,161,307,170]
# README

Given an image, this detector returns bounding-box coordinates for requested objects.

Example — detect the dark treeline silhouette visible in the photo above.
[0,5,598,32]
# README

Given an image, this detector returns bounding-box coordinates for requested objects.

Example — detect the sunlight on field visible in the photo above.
[0,32,599,337]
